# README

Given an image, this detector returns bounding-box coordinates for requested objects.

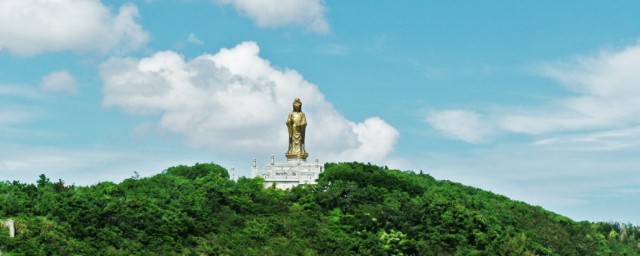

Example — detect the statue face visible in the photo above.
[293,102,302,111]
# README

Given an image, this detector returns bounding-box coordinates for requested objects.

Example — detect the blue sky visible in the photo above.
[1,0,640,224]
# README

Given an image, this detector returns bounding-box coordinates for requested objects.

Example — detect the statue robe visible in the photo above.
[286,111,308,160]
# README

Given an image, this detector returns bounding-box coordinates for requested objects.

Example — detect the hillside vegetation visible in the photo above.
[0,162,639,255]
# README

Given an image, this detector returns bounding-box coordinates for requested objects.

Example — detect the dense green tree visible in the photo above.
[0,162,638,255]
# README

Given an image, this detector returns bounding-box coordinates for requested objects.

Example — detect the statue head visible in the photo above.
[293,98,302,112]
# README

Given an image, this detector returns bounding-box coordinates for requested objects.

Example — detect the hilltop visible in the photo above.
[0,162,638,255]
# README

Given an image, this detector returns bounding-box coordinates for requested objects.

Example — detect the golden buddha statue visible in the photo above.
[285,98,309,160]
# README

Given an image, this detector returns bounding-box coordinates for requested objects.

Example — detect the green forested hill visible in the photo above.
[0,162,638,255]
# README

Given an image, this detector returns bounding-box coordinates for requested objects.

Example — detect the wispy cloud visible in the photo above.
[41,70,78,95]
[534,126,640,151]
[427,40,640,150]
[0,85,46,125]
[426,110,495,144]
[409,59,496,80]
[0,108,38,126]
[187,33,204,45]
[316,43,348,55]
[0,85,43,99]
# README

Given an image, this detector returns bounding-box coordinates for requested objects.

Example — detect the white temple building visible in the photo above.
[252,156,322,189]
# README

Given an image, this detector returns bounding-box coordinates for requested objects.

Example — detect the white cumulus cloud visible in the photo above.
[0,0,149,56]
[100,41,398,162]
[337,117,399,161]
[41,70,77,95]
[215,0,330,33]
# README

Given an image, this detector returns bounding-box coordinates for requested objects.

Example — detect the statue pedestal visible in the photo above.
[252,157,322,189]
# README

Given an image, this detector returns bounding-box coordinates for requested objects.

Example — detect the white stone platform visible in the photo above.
[251,156,323,189]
